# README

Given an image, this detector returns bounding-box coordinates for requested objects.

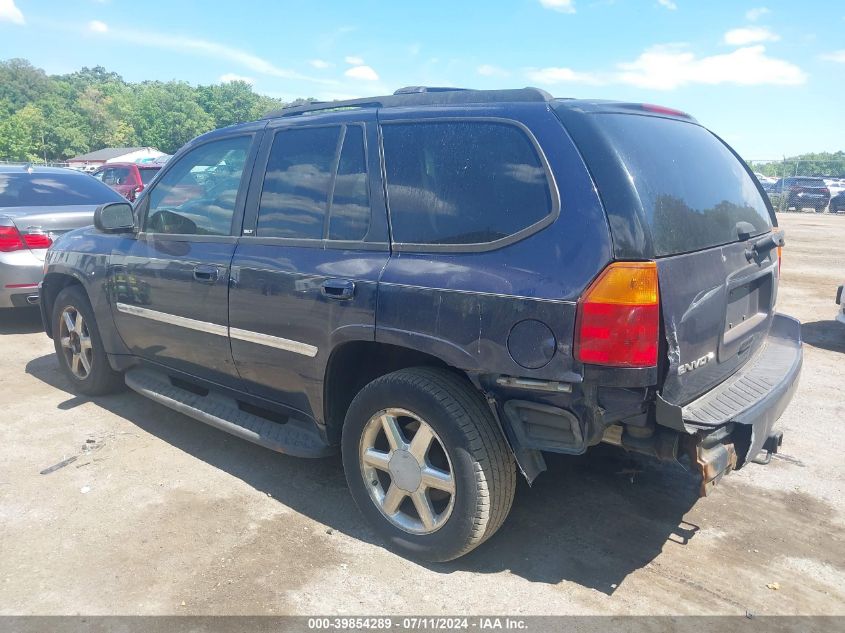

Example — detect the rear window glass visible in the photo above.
[0,171,123,207]
[787,178,825,187]
[597,115,772,256]
[138,168,159,185]
[381,121,553,245]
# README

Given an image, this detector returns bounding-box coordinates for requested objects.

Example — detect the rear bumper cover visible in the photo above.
[656,313,802,469]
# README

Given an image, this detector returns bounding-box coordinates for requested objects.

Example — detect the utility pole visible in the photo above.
[41,131,47,164]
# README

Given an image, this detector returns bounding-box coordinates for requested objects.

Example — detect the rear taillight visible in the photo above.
[0,226,25,252]
[23,232,52,249]
[0,226,52,251]
[575,261,660,368]
[777,245,783,276]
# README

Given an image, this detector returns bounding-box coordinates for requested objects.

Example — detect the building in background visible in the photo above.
[66,147,164,172]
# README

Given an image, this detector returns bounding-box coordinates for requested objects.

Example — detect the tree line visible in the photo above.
[0,58,312,162]
[2,57,842,174]
[749,153,845,179]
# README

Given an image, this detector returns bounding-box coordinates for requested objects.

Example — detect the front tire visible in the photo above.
[52,286,124,395]
[342,367,516,562]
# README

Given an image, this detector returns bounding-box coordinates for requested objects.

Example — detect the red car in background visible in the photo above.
[92,163,161,202]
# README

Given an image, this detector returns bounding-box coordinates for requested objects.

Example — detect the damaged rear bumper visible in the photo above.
[656,313,802,493]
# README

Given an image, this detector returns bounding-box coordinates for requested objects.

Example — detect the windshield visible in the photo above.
[0,171,124,207]
[138,168,159,185]
[596,114,773,256]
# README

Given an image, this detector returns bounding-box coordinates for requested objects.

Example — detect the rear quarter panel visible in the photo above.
[376,103,613,382]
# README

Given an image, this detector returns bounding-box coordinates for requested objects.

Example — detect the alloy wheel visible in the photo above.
[58,306,93,380]
[359,408,456,535]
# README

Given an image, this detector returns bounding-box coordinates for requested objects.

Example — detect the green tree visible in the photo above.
[134,82,215,154]
[0,103,47,161]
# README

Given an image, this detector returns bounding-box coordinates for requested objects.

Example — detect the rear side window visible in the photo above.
[381,121,554,245]
[0,171,123,207]
[257,126,340,239]
[329,126,370,241]
[595,115,772,256]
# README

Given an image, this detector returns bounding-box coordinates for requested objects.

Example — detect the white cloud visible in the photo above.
[746,7,770,21]
[526,66,601,85]
[657,0,677,10]
[477,64,510,77]
[344,65,379,81]
[821,50,845,63]
[723,26,780,46]
[617,44,805,90]
[88,20,108,33]
[344,55,364,65]
[539,0,575,14]
[0,0,24,24]
[218,73,254,84]
[309,59,331,69]
[86,26,329,84]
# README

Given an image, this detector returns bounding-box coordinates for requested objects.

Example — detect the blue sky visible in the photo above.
[1,0,843,159]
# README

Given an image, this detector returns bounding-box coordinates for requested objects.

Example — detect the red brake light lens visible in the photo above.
[641,103,690,118]
[575,262,660,368]
[23,232,52,249]
[0,226,25,252]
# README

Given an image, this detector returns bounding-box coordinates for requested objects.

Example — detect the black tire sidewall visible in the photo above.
[342,374,486,561]
[52,286,120,395]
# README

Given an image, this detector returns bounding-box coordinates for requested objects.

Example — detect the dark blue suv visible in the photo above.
[39,88,802,561]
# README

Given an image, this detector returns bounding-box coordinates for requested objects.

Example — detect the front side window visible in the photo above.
[381,121,554,245]
[145,136,251,236]
[257,126,340,239]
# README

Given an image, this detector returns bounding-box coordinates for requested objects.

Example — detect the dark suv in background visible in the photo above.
[767,176,831,212]
[39,88,802,562]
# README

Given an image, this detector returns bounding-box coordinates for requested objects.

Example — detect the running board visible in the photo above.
[124,368,334,458]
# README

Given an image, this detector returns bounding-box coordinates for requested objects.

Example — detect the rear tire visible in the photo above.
[341,367,516,562]
[52,286,124,396]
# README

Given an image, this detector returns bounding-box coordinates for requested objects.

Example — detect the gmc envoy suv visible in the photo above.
[40,87,802,562]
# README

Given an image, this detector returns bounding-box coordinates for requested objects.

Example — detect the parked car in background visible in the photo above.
[92,162,161,202]
[837,283,845,325]
[830,191,845,214]
[824,178,845,198]
[0,165,124,308]
[768,177,831,212]
[40,88,801,561]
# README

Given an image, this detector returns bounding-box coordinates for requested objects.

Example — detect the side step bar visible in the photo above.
[125,368,335,458]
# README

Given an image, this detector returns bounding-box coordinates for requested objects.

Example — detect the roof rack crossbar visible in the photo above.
[263,87,552,119]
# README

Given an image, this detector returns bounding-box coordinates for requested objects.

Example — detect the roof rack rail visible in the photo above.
[264,87,553,119]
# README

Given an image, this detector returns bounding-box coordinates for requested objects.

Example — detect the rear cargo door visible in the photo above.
[586,114,779,406]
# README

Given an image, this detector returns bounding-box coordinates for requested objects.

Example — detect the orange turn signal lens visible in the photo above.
[581,261,658,305]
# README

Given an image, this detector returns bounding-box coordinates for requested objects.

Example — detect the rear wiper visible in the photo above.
[745,229,785,262]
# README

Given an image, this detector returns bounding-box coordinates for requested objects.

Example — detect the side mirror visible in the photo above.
[94,202,135,233]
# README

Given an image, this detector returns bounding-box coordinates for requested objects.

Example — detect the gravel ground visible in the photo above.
[0,212,842,616]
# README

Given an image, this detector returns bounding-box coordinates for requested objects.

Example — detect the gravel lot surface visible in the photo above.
[0,212,842,616]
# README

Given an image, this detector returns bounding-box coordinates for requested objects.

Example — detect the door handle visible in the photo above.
[193,264,220,283]
[321,279,355,300]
